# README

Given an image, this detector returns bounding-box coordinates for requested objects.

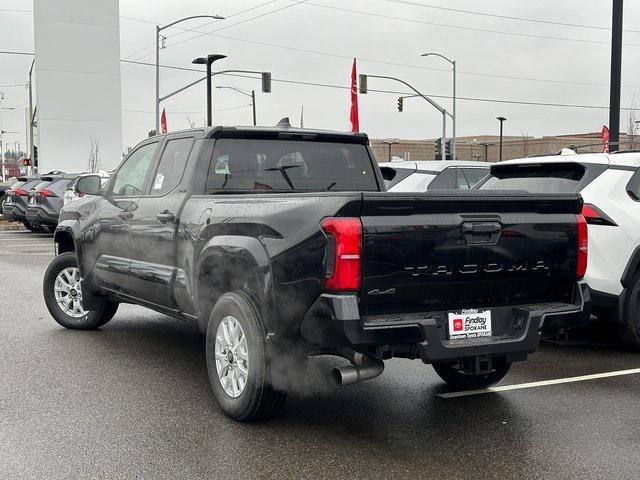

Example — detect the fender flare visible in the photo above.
[620,245,640,288]
[195,235,274,323]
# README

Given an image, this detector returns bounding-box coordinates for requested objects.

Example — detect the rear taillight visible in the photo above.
[320,217,362,292]
[582,203,617,226]
[15,188,28,196]
[40,190,54,197]
[576,214,588,280]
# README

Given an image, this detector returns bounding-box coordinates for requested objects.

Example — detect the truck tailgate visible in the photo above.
[359,191,582,315]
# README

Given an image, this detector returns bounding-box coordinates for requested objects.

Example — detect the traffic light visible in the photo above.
[359,74,368,94]
[261,72,271,93]
[445,139,452,160]
[33,145,38,168]
[434,138,442,158]
[397,97,403,112]
[23,158,31,167]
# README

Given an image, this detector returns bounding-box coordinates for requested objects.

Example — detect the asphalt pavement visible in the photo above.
[1,229,640,480]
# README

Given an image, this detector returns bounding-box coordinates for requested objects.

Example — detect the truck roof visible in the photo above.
[153,124,370,145]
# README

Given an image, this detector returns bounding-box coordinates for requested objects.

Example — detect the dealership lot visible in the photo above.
[0,229,639,480]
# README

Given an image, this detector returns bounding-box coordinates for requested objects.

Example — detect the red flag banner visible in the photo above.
[161,108,168,134]
[601,125,609,153]
[350,58,359,133]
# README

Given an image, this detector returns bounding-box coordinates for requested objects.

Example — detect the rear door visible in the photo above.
[128,134,196,308]
[83,140,160,294]
[359,191,582,316]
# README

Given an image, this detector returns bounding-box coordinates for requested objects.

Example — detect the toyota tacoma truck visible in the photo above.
[43,123,590,421]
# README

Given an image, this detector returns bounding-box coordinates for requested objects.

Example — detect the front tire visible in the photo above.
[433,358,511,391]
[205,291,287,421]
[43,252,118,330]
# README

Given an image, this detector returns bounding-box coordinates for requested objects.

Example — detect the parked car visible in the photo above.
[379,160,490,191]
[26,174,79,232]
[63,171,111,207]
[2,175,46,231]
[476,151,640,348]
[44,124,589,421]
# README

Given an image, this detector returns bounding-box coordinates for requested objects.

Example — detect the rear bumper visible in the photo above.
[26,207,58,226]
[301,282,590,364]
[2,204,21,222]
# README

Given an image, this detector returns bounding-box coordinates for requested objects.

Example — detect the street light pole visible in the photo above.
[422,52,456,159]
[497,116,507,161]
[192,54,227,126]
[251,90,256,126]
[155,14,224,132]
[215,86,257,125]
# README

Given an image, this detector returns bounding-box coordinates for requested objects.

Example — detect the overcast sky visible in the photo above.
[1,0,640,150]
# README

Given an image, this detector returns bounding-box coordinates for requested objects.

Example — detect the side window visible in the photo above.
[626,169,640,201]
[427,168,456,190]
[455,169,470,189]
[150,138,195,195]
[110,142,158,197]
[464,168,489,188]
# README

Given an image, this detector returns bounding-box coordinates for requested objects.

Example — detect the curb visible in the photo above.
[0,223,28,231]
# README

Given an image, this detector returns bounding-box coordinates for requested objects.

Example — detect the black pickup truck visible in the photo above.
[43,124,590,421]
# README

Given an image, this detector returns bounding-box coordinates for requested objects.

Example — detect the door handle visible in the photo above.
[118,211,133,220]
[156,211,175,224]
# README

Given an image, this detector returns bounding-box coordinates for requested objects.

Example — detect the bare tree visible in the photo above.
[87,137,101,173]
[521,131,531,157]
[628,95,638,150]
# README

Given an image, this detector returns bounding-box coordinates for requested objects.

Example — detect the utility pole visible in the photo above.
[609,0,624,152]
[28,58,35,174]
[497,117,507,161]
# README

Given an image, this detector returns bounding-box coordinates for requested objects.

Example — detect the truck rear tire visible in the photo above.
[619,271,640,349]
[205,291,287,422]
[433,359,511,391]
[43,252,118,330]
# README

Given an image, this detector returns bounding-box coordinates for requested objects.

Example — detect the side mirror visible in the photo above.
[76,175,102,196]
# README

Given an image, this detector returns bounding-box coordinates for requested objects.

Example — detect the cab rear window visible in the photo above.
[478,163,594,193]
[205,139,378,193]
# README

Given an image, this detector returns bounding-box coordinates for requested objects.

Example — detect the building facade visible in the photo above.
[371,132,640,164]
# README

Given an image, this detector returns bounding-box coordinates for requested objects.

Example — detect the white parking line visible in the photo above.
[0,237,53,241]
[3,243,53,248]
[438,367,640,399]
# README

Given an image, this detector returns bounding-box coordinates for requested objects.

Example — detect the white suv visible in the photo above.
[477,151,640,347]
[380,160,489,192]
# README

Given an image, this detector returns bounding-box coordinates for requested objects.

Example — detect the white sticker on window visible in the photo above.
[153,173,165,190]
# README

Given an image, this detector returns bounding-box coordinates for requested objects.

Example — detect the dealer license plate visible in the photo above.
[447,309,492,339]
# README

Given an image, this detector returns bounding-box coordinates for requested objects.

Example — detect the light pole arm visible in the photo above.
[365,74,446,114]
[400,94,454,119]
[421,52,454,66]
[216,86,252,98]
[160,69,266,103]
[158,15,224,32]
